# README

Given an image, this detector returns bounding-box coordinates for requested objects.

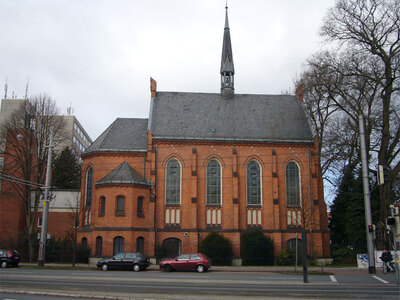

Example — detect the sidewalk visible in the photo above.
[19,263,367,276]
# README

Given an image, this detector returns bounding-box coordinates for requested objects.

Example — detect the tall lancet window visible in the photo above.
[165,158,181,205]
[247,160,261,205]
[85,167,93,208]
[207,159,222,205]
[286,161,301,207]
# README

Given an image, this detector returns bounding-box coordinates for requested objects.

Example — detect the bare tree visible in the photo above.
[0,94,66,261]
[65,192,80,266]
[320,0,400,223]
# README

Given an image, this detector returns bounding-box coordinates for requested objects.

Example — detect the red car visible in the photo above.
[159,253,211,273]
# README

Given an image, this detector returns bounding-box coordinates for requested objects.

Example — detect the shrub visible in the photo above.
[276,249,292,266]
[241,230,274,266]
[199,232,232,266]
[155,244,167,264]
[76,244,91,263]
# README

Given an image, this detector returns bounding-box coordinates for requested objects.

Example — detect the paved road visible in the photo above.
[1,267,399,299]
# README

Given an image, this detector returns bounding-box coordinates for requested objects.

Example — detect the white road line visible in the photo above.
[372,275,389,284]
[329,275,338,283]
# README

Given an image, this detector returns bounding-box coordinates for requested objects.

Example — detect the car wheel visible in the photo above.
[0,261,7,268]
[101,264,108,271]
[196,264,205,273]
[164,264,172,272]
[133,264,140,272]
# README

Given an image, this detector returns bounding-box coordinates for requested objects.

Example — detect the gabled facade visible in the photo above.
[78,6,330,263]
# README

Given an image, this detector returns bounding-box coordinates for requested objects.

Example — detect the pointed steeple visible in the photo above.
[220,4,235,99]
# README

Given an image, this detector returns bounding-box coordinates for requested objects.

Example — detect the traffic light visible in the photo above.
[368,224,376,239]
[368,224,374,232]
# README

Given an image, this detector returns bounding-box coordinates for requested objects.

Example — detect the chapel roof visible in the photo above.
[83,118,148,155]
[148,92,314,143]
[96,161,150,187]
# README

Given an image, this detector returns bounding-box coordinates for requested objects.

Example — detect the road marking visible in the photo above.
[329,275,338,283]
[372,275,389,284]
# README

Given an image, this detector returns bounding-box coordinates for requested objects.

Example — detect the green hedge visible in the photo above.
[241,230,274,266]
[199,232,232,266]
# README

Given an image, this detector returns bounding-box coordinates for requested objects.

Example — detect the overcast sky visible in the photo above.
[0,0,336,140]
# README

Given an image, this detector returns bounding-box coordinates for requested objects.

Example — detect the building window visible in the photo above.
[206,159,221,205]
[165,208,180,226]
[95,236,103,256]
[136,237,144,253]
[99,196,105,217]
[37,217,43,227]
[85,167,93,207]
[116,196,125,216]
[165,158,181,205]
[137,197,144,217]
[113,236,124,255]
[286,161,300,207]
[84,209,91,226]
[81,237,88,247]
[247,160,261,205]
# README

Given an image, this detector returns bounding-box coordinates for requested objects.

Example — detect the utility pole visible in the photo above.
[359,114,376,274]
[38,129,54,267]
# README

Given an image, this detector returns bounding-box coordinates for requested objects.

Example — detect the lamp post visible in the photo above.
[38,129,54,266]
[359,115,376,274]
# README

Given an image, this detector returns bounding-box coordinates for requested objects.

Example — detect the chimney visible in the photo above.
[296,85,304,102]
[150,77,157,98]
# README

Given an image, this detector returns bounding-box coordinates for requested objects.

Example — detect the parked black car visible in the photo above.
[97,252,150,271]
[0,249,20,268]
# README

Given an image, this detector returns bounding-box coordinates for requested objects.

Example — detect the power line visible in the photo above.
[0,172,44,189]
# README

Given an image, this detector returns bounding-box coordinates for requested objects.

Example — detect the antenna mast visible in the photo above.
[4,77,8,99]
[24,78,29,99]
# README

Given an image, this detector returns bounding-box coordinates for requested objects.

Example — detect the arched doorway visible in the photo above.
[113,236,124,255]
[136,237,144,254]
[163,238,181,258]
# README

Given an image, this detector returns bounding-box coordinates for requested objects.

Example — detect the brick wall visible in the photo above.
[78,138,330,259]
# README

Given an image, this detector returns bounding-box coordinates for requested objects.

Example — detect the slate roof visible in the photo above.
[96,161,150,187]
[149,92,314,143]
[83,118,148,155]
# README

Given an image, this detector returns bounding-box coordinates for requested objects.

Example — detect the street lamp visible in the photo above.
[38,129,54,267]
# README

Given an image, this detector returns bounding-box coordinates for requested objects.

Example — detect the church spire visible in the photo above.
[220,4,235,98]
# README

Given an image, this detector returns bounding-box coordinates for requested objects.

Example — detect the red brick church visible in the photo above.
[78,6,330,263]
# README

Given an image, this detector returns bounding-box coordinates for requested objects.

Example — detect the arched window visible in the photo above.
[81,237,87,247]
[286,161,300,207]
[95,236,103,256]
[136,237,144,253]
[207,159,221,205]
[99,196,105,216]
[165,158,181,205]
[247,160,261,205]
[137,196,144,217]
[85,167,93,207]
[113,236,124,255]
[116,196,125,216]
